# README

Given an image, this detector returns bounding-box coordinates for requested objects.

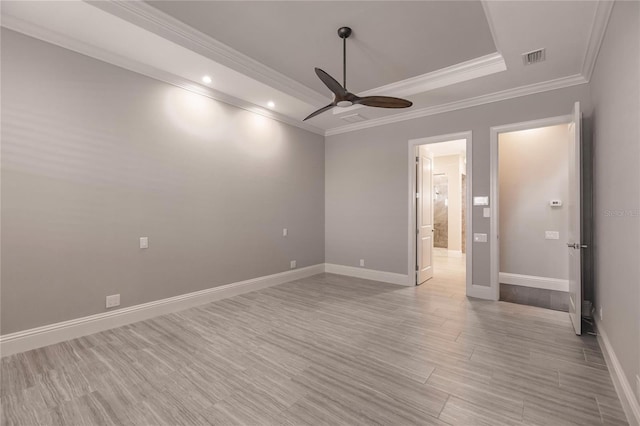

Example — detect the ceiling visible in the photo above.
[1,1,610,136]
[147,1,497,94]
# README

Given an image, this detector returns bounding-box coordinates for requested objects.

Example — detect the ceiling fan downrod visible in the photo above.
[338,26,352,89]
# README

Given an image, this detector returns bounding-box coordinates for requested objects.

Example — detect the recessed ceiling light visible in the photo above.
[202,75,212,84]
[267,101,275,108]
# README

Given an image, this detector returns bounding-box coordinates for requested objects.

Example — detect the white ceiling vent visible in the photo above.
[340,113,368,123]
[522,48,546,65]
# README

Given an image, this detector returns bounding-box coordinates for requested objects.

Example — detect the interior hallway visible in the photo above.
[1,271,627,425]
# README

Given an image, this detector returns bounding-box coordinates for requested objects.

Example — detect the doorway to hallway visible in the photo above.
[408,132,472,296]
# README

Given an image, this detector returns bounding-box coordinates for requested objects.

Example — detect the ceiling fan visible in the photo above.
[303,26,413,121]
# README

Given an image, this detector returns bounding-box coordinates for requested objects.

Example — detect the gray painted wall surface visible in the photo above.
[499,125,570,280]
[326,85,591,284]
[1,30,325,334]
[590,2,640,401]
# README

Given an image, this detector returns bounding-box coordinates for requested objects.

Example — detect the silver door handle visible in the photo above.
[581,244,588,249]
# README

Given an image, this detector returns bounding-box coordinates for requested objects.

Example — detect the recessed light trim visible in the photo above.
[202,75,212,84]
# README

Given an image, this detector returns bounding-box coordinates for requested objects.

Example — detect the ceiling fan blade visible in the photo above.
[303,103,335,121]
[355,96,413,108]
[315,68,347,98]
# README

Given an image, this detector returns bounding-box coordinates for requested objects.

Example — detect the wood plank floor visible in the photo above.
[1,254,628,425]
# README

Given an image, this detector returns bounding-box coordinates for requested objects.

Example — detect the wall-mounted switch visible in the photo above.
[550,200,563,207]
[473,196,489,206]
[483,208,491,218]
[139,237,149,249]
[283,228,288,237]
[359,259,365,267]
[473,233,487,243]
[290,260,296,269]
[106,294,120,308]
[545,231,560,240]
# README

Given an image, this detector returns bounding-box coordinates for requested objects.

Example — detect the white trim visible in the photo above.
[333,52,506,115]
[325,74,587,136]
[489,114,573,302]
[596,319,640,426]
[499,272,569,292]
[88,0,328,107]
[0,264,325,357]
[407,131,474,297]
[324,264,410,286]
[467,284,497,300]
[0,14,325,136]
[581,0,615,82]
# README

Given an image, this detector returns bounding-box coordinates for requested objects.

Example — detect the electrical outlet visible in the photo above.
[545,231,560,240]
[139,237,149,249]
[359,259,365,267]
[599,306,603,321]
[290,260,296,269]
[106,294,120,309]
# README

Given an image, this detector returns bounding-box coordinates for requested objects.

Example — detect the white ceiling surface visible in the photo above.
[1,1,602,135]
[147,1,497,95]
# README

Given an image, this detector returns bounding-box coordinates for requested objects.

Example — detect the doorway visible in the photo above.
[408,132,472,296]
[490,103,584,335]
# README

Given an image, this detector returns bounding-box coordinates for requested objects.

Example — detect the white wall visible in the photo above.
[590,0,640,407]
[498,124,570,280]
[433,154,463,251]
[1,29,325,334]
[325,84,591,285]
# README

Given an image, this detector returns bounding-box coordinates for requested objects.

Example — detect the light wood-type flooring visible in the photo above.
[1,254,628,425]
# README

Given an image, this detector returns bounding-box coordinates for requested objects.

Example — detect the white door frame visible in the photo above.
[408,131,473,295]
[489,114,573,301]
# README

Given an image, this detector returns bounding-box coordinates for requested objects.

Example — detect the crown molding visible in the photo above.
[325,74,588,136]
[1,14,325,136]
[88,0,328,107]
[333,52,506,115]
[581,0,615,82]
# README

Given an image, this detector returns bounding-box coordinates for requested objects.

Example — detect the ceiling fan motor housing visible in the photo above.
[337,27,352,39]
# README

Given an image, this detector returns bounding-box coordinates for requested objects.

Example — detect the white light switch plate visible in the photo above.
[282,228,288,237]
[106,294,120,308]
[473,233,487,243]
[359,259,365,267]
[545,231,560,240]
[473,196,489,206]
[139,237,149,249]
[290,260,296,269]
[483,208,491,218]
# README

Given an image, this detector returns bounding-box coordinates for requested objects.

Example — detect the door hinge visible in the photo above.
[416,229,419,235]
[416,193,420,199]
[416,156,419,163]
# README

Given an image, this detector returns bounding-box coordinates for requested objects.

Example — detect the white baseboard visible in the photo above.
[499,272,569,292]
[467,284,497,300]
[324,263,411,286]
[0,264,325,357]
[596,318,640,426]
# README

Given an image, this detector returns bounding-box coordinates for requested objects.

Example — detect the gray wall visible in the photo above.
[1,30,325,334]
[326,84,591,284]
[590,1,640,402]
[499,124,569,280]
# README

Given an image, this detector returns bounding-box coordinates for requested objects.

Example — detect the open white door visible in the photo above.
[567,101,583,335]
[417,147,434,284]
